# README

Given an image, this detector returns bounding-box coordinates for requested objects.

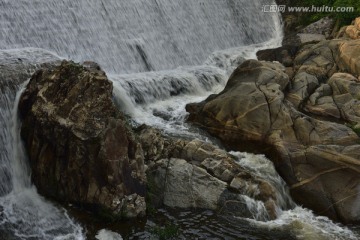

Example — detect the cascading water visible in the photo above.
[0,0,281,74]
[0,50,85,239]
[0,0,359,239]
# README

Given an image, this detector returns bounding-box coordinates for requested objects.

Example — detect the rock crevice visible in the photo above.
[186,39,360,223]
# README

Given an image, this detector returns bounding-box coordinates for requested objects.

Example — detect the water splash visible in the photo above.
[0,54,85,239]
[230,152,296,214]
[95,229,123,240]
[251,207,359,240]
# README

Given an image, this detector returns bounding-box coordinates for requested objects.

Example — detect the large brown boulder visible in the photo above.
[186,56,360,223]
[19,61,146,219]
[187,60,290,144]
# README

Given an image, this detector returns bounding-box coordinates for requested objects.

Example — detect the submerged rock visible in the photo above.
[19,61,146,219]
[186,41,360,223]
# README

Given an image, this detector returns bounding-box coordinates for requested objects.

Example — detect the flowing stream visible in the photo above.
[0,0,359,239]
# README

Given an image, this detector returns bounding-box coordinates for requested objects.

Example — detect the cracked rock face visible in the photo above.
[305,72,360,123]
[186,60,290,144]
[138,126,286,221]
[19,61,146,219]
[186,54,360,223]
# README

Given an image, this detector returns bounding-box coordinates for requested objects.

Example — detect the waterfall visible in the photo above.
[0,0,358,239]
[0,0,281,74]
[0,85,85,240]
[0,49,84,239]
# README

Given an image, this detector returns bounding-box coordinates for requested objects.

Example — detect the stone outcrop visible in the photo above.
[136,125,287,220]
[186,40,360,223]
[288,39,342,108]
[344,17,360,40]
[298,17,335,38]
[305,73,360,123]
[19,61,146,219]
[187,60,290,144]
[337,39,360,76]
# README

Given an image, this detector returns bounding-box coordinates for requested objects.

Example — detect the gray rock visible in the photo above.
[297,34,326,44]
[161,158,227,210]
[141,126,281,219]
[299,17,335,38]
[305,72,360,123]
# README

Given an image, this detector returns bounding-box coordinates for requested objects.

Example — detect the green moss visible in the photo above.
[352,126,360,136]
[346,123,360,136]
[150,224,180,240]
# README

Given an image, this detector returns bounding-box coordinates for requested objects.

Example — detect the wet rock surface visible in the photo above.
[19,61,146,219]
[137,125,285,220]
[187,38,360,223]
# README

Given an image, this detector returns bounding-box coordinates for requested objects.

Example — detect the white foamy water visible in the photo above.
[0,83,85,240]
[230,152,296,214]
[230,152,359,240]
[95,229,123,240]
[0,0,281,74]
[252,207,359,240]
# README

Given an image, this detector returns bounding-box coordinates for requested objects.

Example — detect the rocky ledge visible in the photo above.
[186,37,360,224]
[19,61,146,219]
[17,60,287,221]
[137,125,292,220]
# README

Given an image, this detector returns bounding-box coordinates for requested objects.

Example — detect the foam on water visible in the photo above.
[95,229,123,240]
[251,207,358,240]
[230,152,296,213]
[111,66,227,139]
[230,152,359,240]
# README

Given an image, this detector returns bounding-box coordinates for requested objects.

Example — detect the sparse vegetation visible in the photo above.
[352,126,360,136]
[300,0,360,25]
[345,123,360,136]
[150,223,180,240]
